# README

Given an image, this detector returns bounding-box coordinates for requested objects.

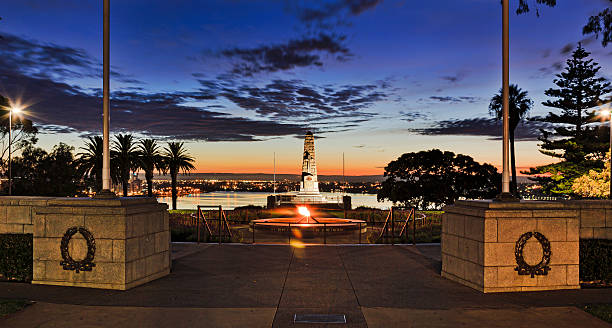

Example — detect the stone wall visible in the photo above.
[568,200,612,240]
[0,197,51,234]
[442,200,580,293]
[0,197,169,290]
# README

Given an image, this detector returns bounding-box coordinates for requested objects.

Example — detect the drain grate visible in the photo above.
[294,314,346,324]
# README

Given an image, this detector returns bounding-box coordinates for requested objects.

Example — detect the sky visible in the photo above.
[0,0,611,175]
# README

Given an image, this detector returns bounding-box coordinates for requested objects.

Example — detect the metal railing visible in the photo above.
[192,205,232,244]
[174,206,434,245]
[377,206,425,244]
[251,220,366,245]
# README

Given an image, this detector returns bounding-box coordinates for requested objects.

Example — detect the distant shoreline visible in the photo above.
[146,173,534,184]
[149,172,385,183]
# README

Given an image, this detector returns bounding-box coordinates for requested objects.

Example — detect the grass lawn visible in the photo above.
[0,299,30,318]
[583,304,612,323]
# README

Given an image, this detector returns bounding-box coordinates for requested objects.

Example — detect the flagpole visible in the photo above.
[497,0,516,201]
[97,0,115,198]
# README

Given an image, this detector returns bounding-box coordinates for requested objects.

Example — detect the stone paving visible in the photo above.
[0,244,611,327]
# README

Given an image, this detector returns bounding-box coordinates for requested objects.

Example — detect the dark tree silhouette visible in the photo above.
[138,138,165,197]
[111,134,139,197]
[0,94,38,179]
[12,143,82,196]
[377,149,500,209]
[489,84,533,196]
[77,136,104,192]
[516,0,611,47]
[163,142,195,210]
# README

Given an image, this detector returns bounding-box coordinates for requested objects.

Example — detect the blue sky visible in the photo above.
[0,0,610,174]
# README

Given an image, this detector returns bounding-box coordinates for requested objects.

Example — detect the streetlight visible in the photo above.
[8,105,22,196]
[601,109,612,199]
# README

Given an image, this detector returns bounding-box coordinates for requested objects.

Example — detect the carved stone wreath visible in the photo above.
[514,231,551,278]
[60,227,96,273]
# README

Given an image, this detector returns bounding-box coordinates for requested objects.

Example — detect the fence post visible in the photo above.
[218,205,222,245]
[197,206,201,244]
[391,207,394,245]
[405,210,408,242]
[413,208,416,246]
[288,223,291,244]
[358,222,361,244]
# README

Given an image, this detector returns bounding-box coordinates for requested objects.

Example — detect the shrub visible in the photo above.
[0,234,33,282]
[580,239,612,283]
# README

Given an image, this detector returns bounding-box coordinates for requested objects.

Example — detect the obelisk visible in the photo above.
[300,131,319,193]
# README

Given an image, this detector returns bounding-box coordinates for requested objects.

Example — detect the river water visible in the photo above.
[158,191,392,210]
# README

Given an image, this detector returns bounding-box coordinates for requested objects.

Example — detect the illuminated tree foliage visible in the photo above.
[572,152,610,198]
[377,149,500,209]
[525,44,611,195]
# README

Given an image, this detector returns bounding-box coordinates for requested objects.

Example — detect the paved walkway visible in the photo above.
[1,244,611,327]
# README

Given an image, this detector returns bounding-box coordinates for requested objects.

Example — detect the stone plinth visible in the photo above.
[0,196,169,290]
[442,200,579,293]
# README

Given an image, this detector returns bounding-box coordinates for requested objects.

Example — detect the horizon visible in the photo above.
[1,1,610,175]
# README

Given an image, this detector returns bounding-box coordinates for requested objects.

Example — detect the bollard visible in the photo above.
[323,223,327,244]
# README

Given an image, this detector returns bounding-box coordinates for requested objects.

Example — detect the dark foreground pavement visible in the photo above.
[0,244,611,327]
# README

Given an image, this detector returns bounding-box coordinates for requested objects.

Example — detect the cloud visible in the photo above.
[0,32,142,84]
[0,34,310,141]
[0,32,386,141]
[399,110,427,122]
[220,34,352,76]
[0,68,307,141]
[427,96,481,104]
[439,70,469,84]
[197,78,388,124]
[290,0,382,24]
[411,117,552,141]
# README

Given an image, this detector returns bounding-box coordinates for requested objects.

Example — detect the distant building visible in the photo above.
[268,131,350,209]
[110,173,143,196]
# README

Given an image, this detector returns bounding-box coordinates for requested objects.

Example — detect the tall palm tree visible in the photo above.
[77,136,104,192]
[163,142,195,210]
[489,84,534,196]
[111,134,139,197]
[138,139,165,197]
